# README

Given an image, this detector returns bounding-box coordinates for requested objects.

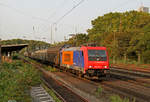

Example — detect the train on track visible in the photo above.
[27,45,110,78]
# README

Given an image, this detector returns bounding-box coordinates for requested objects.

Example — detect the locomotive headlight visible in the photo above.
[89,66,92,68]
[104,66,107,68]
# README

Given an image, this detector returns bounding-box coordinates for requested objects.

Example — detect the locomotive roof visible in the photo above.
[82,46,107,50]
[63,47,81,51]
[63,46,107,51]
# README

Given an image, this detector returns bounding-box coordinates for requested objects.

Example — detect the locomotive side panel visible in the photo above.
[72,51,84,72]
[62,51,73,65]
[73,51,84,67]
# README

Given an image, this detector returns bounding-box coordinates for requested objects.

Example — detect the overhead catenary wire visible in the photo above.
[40,0,86,43]
[46,0,69,20]
[54,0,85,24]
[0,2,52,23]
[39,0,70,35]
[51,0,85,43]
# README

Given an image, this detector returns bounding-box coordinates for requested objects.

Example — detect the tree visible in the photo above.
[67,33,88,46]
[87,11,150,63]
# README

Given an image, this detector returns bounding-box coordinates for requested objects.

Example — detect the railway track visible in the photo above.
[52,68,150,102]
[22,56,150,102]
[100,79,150,102]
[64,71,150,102]
[60,68,150,102]
[41,76,87,102]
[52,70,150,102]
[41,73,88,102]
[100,68,150,102]
[110,67,150,86]
[21,57,88,102]
[31,85,55,102]
[100,67,150,102]
[110,67,150,78]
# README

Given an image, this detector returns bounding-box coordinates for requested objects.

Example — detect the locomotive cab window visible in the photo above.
[88,50,107,61]
[81,51,84,56]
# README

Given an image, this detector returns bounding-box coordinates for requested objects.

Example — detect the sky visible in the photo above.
[0,0,150,43]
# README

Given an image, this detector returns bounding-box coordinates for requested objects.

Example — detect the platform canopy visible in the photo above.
[1,44,28,53]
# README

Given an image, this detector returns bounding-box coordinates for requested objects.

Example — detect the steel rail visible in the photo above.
[41,77,67,102]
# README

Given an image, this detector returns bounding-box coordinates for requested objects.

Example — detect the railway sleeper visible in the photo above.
[30,86,55,102]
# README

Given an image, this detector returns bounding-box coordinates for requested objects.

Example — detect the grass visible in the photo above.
[0,60,41,102]
[110,59,138,65]
[110,58,150,69]
[96,85,103,96]
[44,66,58,72]
[140,65,149,68]
[0,54,62,102]
[110,95,136,102]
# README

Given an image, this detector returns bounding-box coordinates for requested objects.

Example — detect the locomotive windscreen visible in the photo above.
[88,50,107,61]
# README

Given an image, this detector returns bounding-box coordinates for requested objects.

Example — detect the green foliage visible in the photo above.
[66,33,89,46]
[87,11,150,64]
[0,60,41,102]
[12,53,19,60]
[44,66,58,72]
[110,95,130,102]
[142,50,150,63]
[96,85,103,96]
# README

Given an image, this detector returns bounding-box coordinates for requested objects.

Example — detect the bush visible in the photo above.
[12,54,19,60]
[110,95,136,102]
[142,51,150,64]
[0,60,41,102]
[110,95,128,102]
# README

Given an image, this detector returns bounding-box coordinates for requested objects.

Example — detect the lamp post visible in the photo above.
[113,30,117,64]
[50,23,57,44]
[22,36,26,40]
[69,34,77,46]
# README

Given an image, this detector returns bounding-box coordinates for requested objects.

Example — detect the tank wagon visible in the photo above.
[31,45,110,78]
